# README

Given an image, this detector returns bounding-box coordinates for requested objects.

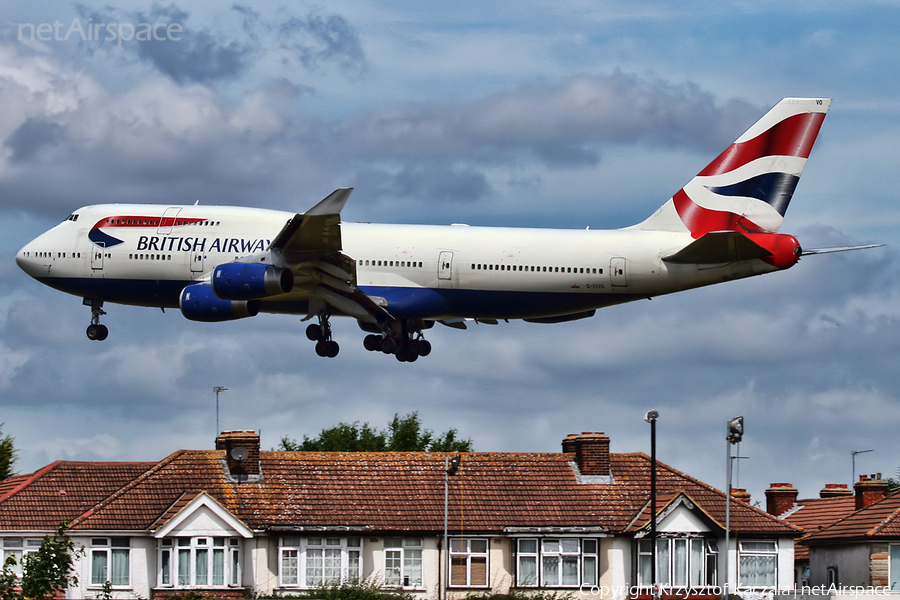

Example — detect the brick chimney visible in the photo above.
[766,483,798,516]
[820,483,853,499]
[562,432,610,477]
[216,430,261,479]
[731,488,751,504]
[855,474,889,510]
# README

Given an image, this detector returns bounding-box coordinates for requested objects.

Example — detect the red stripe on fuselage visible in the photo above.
[698,112,826,177]
[91,216,208,230]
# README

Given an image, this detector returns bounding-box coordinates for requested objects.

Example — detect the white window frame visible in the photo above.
[157,536,240,589]
[384,538,423,589]
[738,540,777,588]
[637,537,717,589]
[515,538,600,588]
[90,538,131,588]
[279,536,363,588]
[889,544,900,591]
[1,538,41,577]
[449,538,489,588]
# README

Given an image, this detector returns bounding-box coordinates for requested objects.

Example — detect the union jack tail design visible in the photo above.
[634,98,831,237]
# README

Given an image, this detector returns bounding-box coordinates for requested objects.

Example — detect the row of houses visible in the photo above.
[0,429,897,598]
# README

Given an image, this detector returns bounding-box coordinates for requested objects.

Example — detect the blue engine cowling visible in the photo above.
[180,283,260,322]
[212,263,294,301]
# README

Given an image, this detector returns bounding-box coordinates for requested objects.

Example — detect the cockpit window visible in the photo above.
[65,214,79,222]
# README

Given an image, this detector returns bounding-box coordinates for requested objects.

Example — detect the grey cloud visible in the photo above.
[355,164,491,204]
[344,71,760,167]
[279,14,366,76]
[4,118,66,163]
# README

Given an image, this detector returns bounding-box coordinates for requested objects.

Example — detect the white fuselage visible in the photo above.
[16,203,780,321]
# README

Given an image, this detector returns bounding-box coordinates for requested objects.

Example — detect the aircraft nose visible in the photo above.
[16,239,43,277]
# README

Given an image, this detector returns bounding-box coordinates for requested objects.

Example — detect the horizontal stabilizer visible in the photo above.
[801,244,884,256]
[525,310,596,324]
[663,231,771,265]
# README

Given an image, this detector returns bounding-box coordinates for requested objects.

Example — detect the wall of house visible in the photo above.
[868,542,889,589]
[809,544,871,587]
[68,535,155,599]
[488,537,513,593]
[602,537,630,592]
[777,539,795,591]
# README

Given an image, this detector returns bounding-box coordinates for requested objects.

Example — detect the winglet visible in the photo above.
[305,187,353,217]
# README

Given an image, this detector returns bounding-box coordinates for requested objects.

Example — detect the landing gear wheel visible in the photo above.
[381,337,398,354]
[363,334,382,352]
[306,323,324,341]
[86,323,108,341]
[417,339,432,356]
[316,340,340,358]
[85,299,108,341]
[396,347,418,362]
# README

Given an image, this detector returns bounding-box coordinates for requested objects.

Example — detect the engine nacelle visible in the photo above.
[180,283,260,322]
[212,263,294,300]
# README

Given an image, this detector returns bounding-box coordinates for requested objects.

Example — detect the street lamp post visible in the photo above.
[214,386,228,436]
[443,455,461,600]
[724,416,743,600]
[645,409,659,597]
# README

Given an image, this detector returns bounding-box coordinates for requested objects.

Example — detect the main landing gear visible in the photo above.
[306,313,340,358]
[362,321,432,362]
[84,298,109,341]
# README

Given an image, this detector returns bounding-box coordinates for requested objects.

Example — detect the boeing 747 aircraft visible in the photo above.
[17,97,876,361]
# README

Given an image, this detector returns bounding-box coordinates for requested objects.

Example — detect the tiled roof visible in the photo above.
[802,491,900,544]
[779,496,857,560]
[0,461,155,530]
[617,455,798,534]
[61,450,795,535]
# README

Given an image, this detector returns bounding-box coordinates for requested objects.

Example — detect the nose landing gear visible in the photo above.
[84,298,109,341]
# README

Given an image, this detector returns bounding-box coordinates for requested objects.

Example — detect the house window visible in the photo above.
[279,537,362,588]
[91,538,130,587]
[384,538,422,588]
[158,537,240,588]
[2,538,41,577]
[637,538,717,588]
[515,538,600,587]
[449,538,488,587]
[890,545,900,590]
[738,540,777,588]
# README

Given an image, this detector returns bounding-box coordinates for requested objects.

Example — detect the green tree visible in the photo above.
[0,424,16,481]
[0,523,83,600]
[280,412,472,452]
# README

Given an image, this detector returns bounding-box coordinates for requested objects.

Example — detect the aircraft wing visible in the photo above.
[267,188,392,325]
[662,231,772,264]
[269,188,352,263]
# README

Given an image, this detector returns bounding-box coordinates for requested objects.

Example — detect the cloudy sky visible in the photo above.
[1,0,899,507]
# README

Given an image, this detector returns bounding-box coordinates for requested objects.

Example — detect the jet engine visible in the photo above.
[180,283,260,322]
[212,263,294,300]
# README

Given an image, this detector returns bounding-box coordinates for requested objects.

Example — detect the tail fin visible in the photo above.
[633,98,831,237]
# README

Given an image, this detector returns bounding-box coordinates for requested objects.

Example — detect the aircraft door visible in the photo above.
[190,251,205,274]
[610,257,627,287]
[158,207,182,235]
[438,251,454,284]
[91,242,105,271]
